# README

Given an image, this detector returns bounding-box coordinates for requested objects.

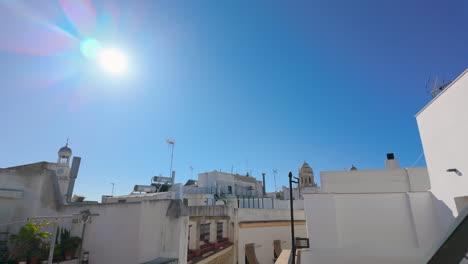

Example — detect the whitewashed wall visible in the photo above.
[0,163,62,231]
[62,200,189,264]
[302,192,440,263]
[320,167,430,193]
[236,209,306,264]
[416,69,468,234]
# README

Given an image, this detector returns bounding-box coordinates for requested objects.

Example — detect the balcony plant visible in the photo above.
[58,229,81,260]
[62,237,81,260]
[39,243,50,264]
[8,222,50,264]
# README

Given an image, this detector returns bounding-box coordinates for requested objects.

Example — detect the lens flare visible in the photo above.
[80,38,102,59]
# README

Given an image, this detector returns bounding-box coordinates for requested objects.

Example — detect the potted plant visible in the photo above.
[52,246,63,263]
[28,247,40,264]
[8,222,50,264]
[62,237,81,260]
[39,243,50,264]
[57,228,81,260]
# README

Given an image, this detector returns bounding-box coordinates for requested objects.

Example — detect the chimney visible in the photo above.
[385,153,399,169]
[262,173,266,195]
[171,171,176,184]
[67,156,81,203]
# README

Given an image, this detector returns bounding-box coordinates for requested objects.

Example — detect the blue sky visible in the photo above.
[1,0,467,200]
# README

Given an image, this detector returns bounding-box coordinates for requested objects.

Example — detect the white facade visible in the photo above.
[416,69,468,234]
[0,146,191,264]
[0,162,64,225]
[301,156,439,264]
[61,200,189,264]
[198,171,263,197]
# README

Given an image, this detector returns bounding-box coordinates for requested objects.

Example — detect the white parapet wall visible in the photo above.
[236,208,306,264]
[320,167,430,193]
[302,191,440,263]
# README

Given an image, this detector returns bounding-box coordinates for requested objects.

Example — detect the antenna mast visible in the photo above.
[428,76,452,98]
[110,182,115,196]
[273,169,278,193]
[166,139,176,181]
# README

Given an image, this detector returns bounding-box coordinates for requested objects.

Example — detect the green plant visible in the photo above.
[8,222,51,261]
[39,243,50,261]
[62,237,81,253]
[53,246,63,262]
[53,228,81,260]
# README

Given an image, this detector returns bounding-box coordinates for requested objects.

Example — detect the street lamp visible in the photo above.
[289,172,299,264]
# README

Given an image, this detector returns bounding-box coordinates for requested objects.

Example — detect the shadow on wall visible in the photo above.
[430,193,455,233]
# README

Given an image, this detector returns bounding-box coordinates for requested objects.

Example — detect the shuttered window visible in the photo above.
[200,223,210,242]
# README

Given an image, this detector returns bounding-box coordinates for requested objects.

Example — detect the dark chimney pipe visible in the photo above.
[262,173,266,196]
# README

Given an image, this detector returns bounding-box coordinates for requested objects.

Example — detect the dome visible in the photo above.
[299,162,314,177]
[350,165,357,171]
[58,145,72,154]
[300,162,313,173]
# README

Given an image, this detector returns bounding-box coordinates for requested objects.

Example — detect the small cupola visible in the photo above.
[57,139,72,166]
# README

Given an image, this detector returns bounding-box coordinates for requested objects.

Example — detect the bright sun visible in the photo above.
[98,48,128,74]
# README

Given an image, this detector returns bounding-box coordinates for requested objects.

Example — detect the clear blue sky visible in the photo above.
[1,0,467,200]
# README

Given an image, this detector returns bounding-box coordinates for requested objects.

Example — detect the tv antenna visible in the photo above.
[427,76,452,98]
[110,182,115,196]
[273,169,278,193]
[189,166,194,180]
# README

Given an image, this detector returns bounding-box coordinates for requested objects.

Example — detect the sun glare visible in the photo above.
[98,48,127,74]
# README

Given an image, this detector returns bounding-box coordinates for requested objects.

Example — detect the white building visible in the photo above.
[416,69,468,235]
[298,69,468,264]
[300,154,438,264]
[197,171,264,197]
[0,142,84,225]
[0,144,192,264]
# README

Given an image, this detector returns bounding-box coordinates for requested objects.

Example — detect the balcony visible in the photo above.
[187,238,233,264]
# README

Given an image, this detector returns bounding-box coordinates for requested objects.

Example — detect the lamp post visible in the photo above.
[289,172,299,264]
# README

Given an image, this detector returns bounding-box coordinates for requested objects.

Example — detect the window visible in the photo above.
[200,223,210,242]
[228,186,232,194]
[217,222,223,240]
[309,178,312,184]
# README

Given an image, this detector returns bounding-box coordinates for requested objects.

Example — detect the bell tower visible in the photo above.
[55,140,72,199]
[57,139,72,166]
[299,162,317,189]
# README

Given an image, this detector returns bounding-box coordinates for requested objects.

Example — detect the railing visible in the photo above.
[200,197,305,209]
[237,196,270,208]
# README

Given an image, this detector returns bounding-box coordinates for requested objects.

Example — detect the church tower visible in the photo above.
[55,140,72,199]
[299,162,317,189]
[57,141,72,166]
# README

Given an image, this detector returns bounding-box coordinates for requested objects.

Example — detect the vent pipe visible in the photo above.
[171,171,176,184]
[67,157,81,203]
[385,153,399,169]
[262,173,266,195]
